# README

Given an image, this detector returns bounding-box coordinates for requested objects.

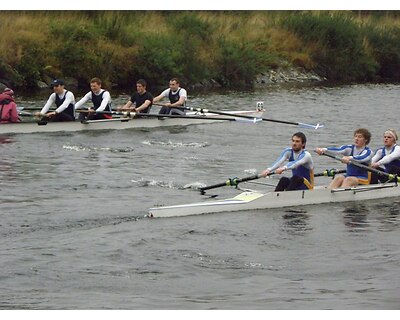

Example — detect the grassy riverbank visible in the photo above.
[1,11,400,89]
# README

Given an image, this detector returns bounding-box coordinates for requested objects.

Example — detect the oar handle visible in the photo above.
[314,168,346,177]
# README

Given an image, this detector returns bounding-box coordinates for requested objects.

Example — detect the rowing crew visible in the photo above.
[259,128,400,192]
[30,77,187,122]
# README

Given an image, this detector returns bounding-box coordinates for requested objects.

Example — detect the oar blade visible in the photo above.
[298,122,324,130]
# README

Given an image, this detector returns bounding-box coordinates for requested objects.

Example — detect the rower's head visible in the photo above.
[169,78,180,91]
[51,79,65,94]
[90,77,102,93]
[383,129,398,147]
[292,132,307,152]
[136,79,147,94]
[3,88,14,97]
[353,128,371,147]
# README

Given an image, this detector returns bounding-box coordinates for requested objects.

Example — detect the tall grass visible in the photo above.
[280,12,379,81]
[0,11,399,89]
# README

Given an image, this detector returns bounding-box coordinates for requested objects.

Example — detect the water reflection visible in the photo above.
[281,209,312,235]
[342,203,370,231]
[373,201,400,232]
[0,136,14,144]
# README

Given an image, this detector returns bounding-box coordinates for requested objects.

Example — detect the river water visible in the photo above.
[0,83,399,309]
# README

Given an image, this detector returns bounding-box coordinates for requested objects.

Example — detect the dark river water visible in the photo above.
[0,83,399,309]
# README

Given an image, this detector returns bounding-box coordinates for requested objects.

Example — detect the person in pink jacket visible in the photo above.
[0,88,19,123]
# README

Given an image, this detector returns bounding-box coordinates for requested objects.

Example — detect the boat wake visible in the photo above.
[63,144,134,153]
[131,178,188,190]
[142,139,209,148]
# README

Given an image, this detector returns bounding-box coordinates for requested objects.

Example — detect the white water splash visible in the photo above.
[182,182,207,190]
[243,168,258,174]
[131,178,182,189]
[63,145,134,153]
[142,140,209,148]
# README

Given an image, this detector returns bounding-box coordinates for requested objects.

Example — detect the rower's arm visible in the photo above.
[40,93,56,115]
[267,148,291,171]
[286,152,313,170]
[377,146,400,166]
[135,99,152,113]
[326,145,353,156]
[351,148,372,162]
[153,89,169,103]
[74,92,91,110]
[371,148,384,164]
[55,91,75,114]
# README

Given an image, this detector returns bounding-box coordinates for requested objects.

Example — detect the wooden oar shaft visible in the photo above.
[319,150,400,182]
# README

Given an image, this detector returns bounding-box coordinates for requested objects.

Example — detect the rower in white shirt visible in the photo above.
[75,77,112,120]
[370,129,400,184]
[153,78,187,115]
[35,79,75,122]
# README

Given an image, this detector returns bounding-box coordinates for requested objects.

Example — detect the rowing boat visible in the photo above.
[0,109,264,135]
[148,182,400,218]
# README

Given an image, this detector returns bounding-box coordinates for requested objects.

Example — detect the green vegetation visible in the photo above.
[0,11,399,89]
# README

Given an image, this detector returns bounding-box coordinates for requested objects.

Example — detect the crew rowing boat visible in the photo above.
[148,182,400,218]
[0,109,263,135]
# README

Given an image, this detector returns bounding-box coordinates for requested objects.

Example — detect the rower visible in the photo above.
[315,128,373,188]
[117,79,153,116]
[35,79,75,122]
[0,88,19,124]
[370,129,400,184]
[260,132,314,191]
[75,77,112,120]
[153,78,187,115]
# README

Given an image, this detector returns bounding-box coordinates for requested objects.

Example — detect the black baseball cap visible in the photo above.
[51,79,65,87]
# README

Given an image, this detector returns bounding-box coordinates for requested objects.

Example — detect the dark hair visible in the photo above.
[292,132,307,145]
[90,77,102,85]
[169,78,180,84]
[354,128,371,144]
[136,79,147,87]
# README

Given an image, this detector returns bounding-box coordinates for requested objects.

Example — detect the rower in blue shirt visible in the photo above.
[370,129,400,184]
[315,128,373,188]
[261,132,314,191]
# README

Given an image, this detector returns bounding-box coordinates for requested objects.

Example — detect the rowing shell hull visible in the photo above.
[148,183,400,218]
[0,110,263,134]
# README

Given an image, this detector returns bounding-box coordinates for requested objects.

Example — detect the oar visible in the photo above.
[77,110,261,123]
[199,168,346,195]
[317,149,400,182]
[199,172,274,195]
[152,104,324,130]
[18,110,34,117]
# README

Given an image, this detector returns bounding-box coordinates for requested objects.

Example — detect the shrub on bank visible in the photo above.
[281,12,379,81]
[0,11,399,90]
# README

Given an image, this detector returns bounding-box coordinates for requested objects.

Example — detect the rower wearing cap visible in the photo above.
[75,77,113,120]
[315,128,373,188]
[0,88,19,123]
[260,132,314,191]
[370,129,400,184]
[35,79,75,122]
